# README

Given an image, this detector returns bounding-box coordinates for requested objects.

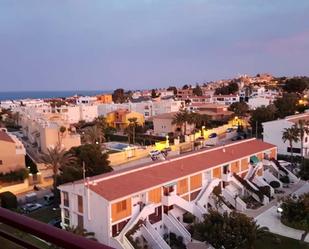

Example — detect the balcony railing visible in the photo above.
[0,207,113,249]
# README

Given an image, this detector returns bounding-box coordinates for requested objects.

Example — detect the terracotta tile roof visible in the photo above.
[0,130,14,143]
[88,139,275,201]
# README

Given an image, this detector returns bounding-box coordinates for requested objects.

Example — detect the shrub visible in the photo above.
[280,175,290,184]
[0,191,17,209]
[0,168,28,183]
[183,212,195,224]
[269,181,280,189]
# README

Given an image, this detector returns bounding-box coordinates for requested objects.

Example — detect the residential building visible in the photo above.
[152,112,195,136]
[263,112,309,156]
[213,94,240,105]
[76,96,97,105]
[176,89,194,99]
[106,109,145,130]
[59,139,279,249]
[0,129,26,174]
[97,94,113,104]
[187,103,233,121]
[19,111,81,154]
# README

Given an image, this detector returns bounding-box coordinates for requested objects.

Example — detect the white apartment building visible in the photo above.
[212,94,240,105]
[76,96,97,105]
[59,139,299,249]
[263,112,309,156]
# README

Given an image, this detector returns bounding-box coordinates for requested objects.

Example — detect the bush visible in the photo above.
[0,168,28,183]
[183,212,195,224]
[0,191,17,209]
[269,181,280,189]
[280,175,290,184]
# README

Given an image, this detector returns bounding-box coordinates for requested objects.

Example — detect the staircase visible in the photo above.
[271,159,299,183]
[163,214,191,244]
[163,194,204,221]
[222,188,246,211]
[196,178,221,211]
[143,220,171,249]
[117,203,156,242]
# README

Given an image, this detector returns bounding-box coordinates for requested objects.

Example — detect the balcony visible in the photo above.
[0,207,113,249]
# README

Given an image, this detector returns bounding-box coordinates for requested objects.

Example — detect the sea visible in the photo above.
[0,90,111,101]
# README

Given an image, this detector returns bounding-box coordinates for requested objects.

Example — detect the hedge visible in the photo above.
[0,191,17,209]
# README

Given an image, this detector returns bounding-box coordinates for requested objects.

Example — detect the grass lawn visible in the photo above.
[255,233,309,249]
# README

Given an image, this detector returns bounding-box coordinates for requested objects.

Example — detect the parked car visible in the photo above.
[25,192,37,203]
[226,128,234,133]
[208,133,217,138]
[21,203,43,213]
[48,218,62,228]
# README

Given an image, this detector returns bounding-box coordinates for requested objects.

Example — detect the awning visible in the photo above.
[250,155,259,165]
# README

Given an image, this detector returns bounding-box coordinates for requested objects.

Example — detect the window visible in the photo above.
[77,195,83,213]
[116,200,127,213]
[63,191,69,207]
[64,209,70,226]
[0,160,2,165]
[77,215,84,229]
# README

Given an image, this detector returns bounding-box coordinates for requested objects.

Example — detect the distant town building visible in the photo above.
[106,109,145,130]
[0,129,26,174]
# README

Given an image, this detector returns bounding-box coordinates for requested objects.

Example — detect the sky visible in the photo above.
[0,0,309,91]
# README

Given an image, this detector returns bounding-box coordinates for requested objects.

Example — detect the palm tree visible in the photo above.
[282,126,299,161]
[58,126,66,145]
[41,146,76,197]
[66,226,97,241]
[295,119,309,160]
[172,110,190,135]
[127,117,138,144]
[83,125,104,145]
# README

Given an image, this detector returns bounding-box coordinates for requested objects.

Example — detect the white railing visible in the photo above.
[117,203,156,240]
[196,178,221,210]
[252,176,275,197]
[163,214,191,244]
[222,188,246,211]
[141,225,164,249]
[123,236,135,249]
[145,221,171,249]
[263,169,283,188]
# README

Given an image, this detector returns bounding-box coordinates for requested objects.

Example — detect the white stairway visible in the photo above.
[163,213,191,244]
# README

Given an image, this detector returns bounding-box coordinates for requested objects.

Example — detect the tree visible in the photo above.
[189,113,210,129]
[282,77,309,94]
[167,86,177,95]
[58,126,66,145]
[151,89,159,98]
[83,125,104,145]
[40,146,76,197]
[68,144,112,178]
[112,88,126,103]
[125,117,139,144]
[215,82,239,95]
[172,110,191,135]
[182,84,189,90]
[282,126,299,161]
[250,105,277,137]
[280,193,309,236]
[273,93,300,118]
[192,211,270,249]
[228,102,249,117]
[294,119,309,160]
[193,84,203,96]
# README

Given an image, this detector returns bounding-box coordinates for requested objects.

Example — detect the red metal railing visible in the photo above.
[0,207,114,249]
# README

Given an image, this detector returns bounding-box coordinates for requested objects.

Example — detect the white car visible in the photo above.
[21,203,43,213]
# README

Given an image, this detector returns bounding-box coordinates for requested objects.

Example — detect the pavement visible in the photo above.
[255,206,309,242]
[254,182,309,242]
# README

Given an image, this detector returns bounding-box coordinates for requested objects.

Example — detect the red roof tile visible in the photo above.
[89,139,275,201]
